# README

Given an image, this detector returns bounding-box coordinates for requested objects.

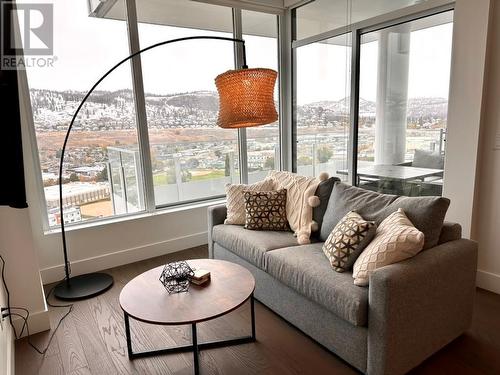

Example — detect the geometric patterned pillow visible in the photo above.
[322,211,376,272]
[243,189,289,231]
[225,179,276,225]
[352,208,425,286]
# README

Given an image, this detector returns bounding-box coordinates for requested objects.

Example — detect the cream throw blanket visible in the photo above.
[268,170,323,244]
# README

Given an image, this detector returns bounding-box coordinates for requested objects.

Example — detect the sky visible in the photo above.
[22,0,453,105]
[297,20,454,104]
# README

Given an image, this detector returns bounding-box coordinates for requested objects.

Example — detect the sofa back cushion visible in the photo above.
[320,182,450,250]
[438,222,462,244]
[312,176,340,236]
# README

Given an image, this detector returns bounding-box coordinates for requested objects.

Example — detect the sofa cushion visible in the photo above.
[244,189,289,231]
[322,211,377,272]
[312,176,340,237]
[320,182,450,249]
[352,208,425,286]
[212,224,299,269]
[438,222,462,244]
[265,243,369,327]
[225,179,276,225]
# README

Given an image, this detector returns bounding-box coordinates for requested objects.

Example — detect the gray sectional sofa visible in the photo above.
[207,184,478,375]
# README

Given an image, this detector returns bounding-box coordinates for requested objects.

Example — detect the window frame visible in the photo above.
[290,0,455,185]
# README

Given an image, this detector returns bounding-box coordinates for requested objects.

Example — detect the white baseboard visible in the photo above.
[40,231,208,284]
[11,308,50,337]
[477,269,500,295]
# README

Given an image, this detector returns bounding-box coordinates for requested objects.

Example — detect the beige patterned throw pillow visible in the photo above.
[244,190,289,231]
[225,179,276,225]
[353,208,424,286]
[322,211,376,272]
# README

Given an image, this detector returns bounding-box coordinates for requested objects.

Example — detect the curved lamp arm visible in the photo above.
[58,36,247,281]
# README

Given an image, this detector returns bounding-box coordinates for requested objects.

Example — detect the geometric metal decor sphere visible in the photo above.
[159,261,195,294]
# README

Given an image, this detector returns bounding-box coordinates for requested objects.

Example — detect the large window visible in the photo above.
[138,15,238,206]
[293,1,454,197]
[357,11,453,196]
[23,0,144,227]
[242,10,280,183]
[23,0,280,227]
[295,33,351,180]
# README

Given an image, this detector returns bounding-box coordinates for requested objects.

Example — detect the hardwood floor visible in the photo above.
[15,246,500,375]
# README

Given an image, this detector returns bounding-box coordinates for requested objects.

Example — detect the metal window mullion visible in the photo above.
[125,0,155,212]
[278,10,293,172]
[289,8,298,172]
[233,8,248,184]
[348,28,361,186]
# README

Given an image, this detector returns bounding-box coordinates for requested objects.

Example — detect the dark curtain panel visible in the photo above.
[0,0,28,208]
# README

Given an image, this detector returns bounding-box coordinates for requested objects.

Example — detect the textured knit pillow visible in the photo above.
[322,211,376,272]
[352,208,424,286]
[267,170,322,244]
[225,179,276,225]
[244,189,289,231]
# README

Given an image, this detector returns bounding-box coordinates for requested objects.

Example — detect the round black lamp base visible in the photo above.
[54,273,114,300]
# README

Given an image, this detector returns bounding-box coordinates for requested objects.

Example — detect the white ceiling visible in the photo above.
[295,0,431,40]
[89,0,452,41]
[90,0,278,37]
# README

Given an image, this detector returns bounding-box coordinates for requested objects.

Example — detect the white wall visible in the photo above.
[0,269,15,375]
[0,73,52,338]
[0,207,49,336]
[443,0,492,238]
[473,0,500,294]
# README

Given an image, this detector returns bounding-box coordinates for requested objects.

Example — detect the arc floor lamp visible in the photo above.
[54,36,278,300]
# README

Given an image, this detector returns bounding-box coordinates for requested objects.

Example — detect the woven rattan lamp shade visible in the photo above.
[215,68,278,129]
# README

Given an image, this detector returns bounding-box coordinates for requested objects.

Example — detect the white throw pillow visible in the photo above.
[352,208,424,286]
[225,179,276,225]
[267,170,320,244]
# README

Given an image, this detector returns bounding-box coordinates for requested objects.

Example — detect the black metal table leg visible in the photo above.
[124,312,133,359]
[122,294,256,373]
[192,323,200,375]
[250,294,256,341]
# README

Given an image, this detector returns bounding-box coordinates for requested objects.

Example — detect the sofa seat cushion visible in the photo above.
[212,224,299,269]
[265,243,368,326]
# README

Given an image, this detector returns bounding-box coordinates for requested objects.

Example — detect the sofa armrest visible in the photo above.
[367,239,477,375]
[207,204,227,258]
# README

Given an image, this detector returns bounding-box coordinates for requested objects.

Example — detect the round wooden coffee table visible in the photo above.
[119,259,256,374]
